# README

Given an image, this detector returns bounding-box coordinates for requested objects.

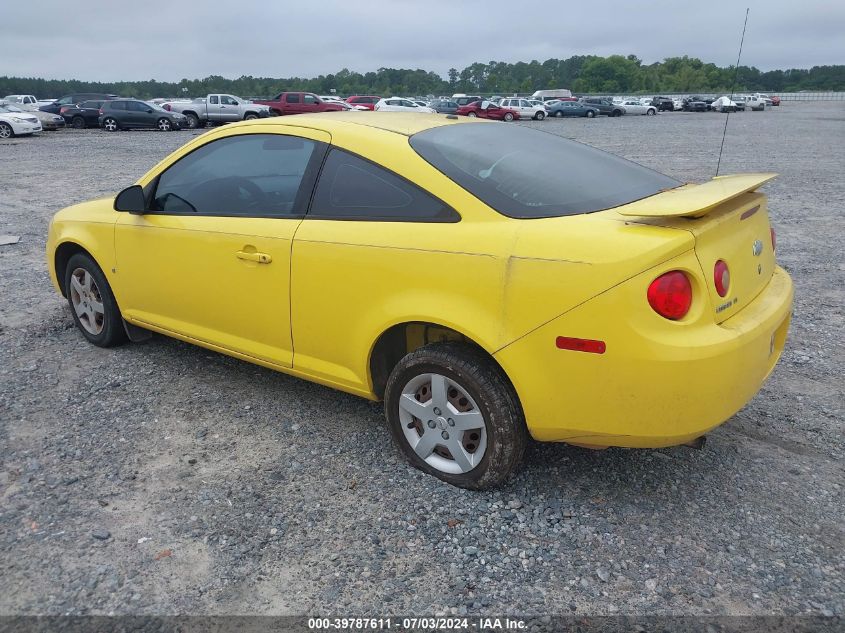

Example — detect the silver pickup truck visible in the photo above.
[163,94,271,129]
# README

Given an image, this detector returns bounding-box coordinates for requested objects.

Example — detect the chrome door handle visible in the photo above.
[236,250,272,264]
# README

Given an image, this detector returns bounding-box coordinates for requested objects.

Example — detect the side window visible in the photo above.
[129,101,148,112]
[286,93,300,103]
[309,149,458,222]
[221,96,239,105]
[58,96,73,105]
[111,101,127,111]
[209,96,219,104]
[303,94,317,105]
[151,134,321,217]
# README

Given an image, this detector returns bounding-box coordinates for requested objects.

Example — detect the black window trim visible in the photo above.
[141,133,329,220]
[303,146,461,224]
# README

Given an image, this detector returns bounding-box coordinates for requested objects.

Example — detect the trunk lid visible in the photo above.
[615,174,777,324]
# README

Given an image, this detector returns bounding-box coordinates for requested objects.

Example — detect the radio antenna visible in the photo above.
[716,7,750,176]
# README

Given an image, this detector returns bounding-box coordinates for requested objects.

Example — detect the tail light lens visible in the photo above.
[714,260,730,297]
[647,271,692,320]
[163,104,171,111]
[98,108,104,115]
[770,227,776,253]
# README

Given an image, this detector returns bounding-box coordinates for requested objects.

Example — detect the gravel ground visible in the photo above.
[0,103,843,618]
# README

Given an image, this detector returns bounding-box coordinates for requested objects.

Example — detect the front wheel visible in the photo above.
[157,118,173,131]
[586,110,595,118]
[244,113,258,120]
[0,122,13,138]
[184,113,201,129]
[385,342,527,490]
[71,116,86,129]
[503,112,514,122]
[64,253,127,347]
[534,111,545,120]
[102,117,119,131]
[646,108,656,116]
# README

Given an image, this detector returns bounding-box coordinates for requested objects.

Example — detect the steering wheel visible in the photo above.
[219,176,266,210]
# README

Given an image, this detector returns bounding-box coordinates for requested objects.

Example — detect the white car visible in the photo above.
[374,98,435,113]
[744,95,767,111]
[711,96,739,112]
[0,104,42,138]
[499,97,546,120]
[672,98,685,111]
[620,99,657,116]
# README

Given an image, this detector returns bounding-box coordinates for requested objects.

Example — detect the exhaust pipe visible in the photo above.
[683,436,707,450]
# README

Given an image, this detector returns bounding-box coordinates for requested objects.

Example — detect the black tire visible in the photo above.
[64,253,127,347]
[467,111,477,118]
[612,110,622,117]
[534,111,545,121]
[586,110,595,118]
[243,113,259,120]
[555,110,564,118]
[185,113,201,129]
[384,342,527,490]
[0,122,14,139]
[503,112,514,122]
[646,108,656,116]
[71,116,86,129]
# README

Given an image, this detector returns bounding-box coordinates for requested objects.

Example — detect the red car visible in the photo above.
[345,95,381,110]
[253,92,346,116]
[455,101,519,121]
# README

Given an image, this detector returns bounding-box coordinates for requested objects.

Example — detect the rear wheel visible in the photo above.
[184,113,201,129]
[71,116,86,129]
[534,111,545,120]
[64,253,127,348]
[586,110,595,118]
[612,110,622,117]
[0,122,12,138]
[385,342,527,490]
[555,110,564,118]
[102,117,119,131]
[646,108,656,116]
[244,113,258,120]
[467,111,477,117]
[157,118,173,131]
[503,112,514,122]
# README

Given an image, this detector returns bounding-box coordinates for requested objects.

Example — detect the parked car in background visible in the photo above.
[580,97,625,117]
[429,99,460,114]
[545,101,600,118]
[39,94,119,114]
[3,95,40,107]
[345,95,381,110]
[60,100,107,128]
[619,99,657,116]
[754,93,774,106]
[253,92,344,117]
[499,98,546,120]
[770,95,781,106]
[99,99,187,131]
[651,96,674,111]
[531,88,573,101]
[455,100,519,121]
[24,106,66,130]
[672,97,685,111]
[732,96,747,111]
[745,95,766,111]
[683,97,708,112]
[711,96,739,113]
[375,98,435,113]
[453,95,482,106]
[0,105,42,137]
[164,94,270,128]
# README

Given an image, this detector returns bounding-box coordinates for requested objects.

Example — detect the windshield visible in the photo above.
[0,105,24,113]
[409,123,680,219]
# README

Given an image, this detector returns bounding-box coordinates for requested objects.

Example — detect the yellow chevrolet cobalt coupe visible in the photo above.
[47,112,792,489]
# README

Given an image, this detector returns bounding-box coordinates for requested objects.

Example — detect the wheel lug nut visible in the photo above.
[433,407,441,415]
[441,431,449,440]
[448,418,454,426]
[427,420,436,429]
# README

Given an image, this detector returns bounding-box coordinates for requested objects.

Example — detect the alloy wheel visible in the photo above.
[103,118,118,131]
[0,123,12,138]
[157,118,172,131]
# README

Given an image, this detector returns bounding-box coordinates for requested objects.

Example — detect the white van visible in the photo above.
[531,89,573,102]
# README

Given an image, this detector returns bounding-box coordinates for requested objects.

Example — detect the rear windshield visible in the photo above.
[409,123,680,218]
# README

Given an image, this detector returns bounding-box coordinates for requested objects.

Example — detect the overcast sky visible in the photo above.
[2,1,843,82]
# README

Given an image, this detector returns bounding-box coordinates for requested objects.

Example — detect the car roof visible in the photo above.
[242,111,484,137]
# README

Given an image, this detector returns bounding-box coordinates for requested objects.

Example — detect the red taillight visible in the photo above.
[647,271,692,320]
[98,108,104,115]
[163,104,171,111]
[770,227,776,253]
[59,106,70,114]
[714,260,730,297]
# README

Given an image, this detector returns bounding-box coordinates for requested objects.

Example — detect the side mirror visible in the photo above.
[114,185,146,214]
[146,108,153,113]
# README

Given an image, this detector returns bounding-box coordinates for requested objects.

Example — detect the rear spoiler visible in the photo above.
[617,173,777,218]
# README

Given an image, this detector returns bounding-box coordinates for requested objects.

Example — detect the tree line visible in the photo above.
[2,55,843,100]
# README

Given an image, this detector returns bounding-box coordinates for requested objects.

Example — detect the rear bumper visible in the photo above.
[495,265,793,447]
